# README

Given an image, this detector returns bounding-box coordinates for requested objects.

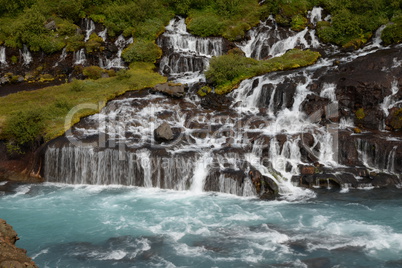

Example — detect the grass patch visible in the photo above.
[0,63,166,143]
[206,49,320,94]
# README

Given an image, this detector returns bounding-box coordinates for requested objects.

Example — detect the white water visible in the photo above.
[237,15,323,59]
[20,45,32,65]
[84,19,96,42]
[98,28,108,42]
[53,47,67,67]
[381,80,400,117]
[157,17,223,84]
[0,46,7,66]
[74,48,86,65]
[100,35,133,69]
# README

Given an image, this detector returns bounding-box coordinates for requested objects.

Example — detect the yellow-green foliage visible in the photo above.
[82,66,106,80]
[85,33,104,53]
[197,86,212,97]
[355,108,365,120]
[122,40,162,63]
[206,49,321,94]
[0,63,166,141]
[382,13,402,45]
[186,0,264,41]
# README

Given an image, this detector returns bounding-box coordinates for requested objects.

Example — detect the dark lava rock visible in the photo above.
[154,122,174,142]
[200,93,234,110]
[0,219,38,268]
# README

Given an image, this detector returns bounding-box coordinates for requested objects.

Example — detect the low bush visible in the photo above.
[82,66,104,80]
[3,109,45,152]
[122,40,162,63]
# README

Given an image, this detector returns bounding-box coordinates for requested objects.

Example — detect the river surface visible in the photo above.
[1,183,402,268]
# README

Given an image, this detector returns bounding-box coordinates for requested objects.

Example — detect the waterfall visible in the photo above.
[0,46,7,66]
[381,80,399,117]
[190,152,212,193]
[308,7,323,25]
[53,47,67,67]
[20,45,32,65]
[43,11,402,197]
[157,17,223,84]
[100,35,133,69]
[84,19,96,42]
[237,15,323,59]
[74,48,86,65]
[98,28,107,42]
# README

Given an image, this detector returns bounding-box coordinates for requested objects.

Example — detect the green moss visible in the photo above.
[197,86,212,97]
[206,49,321,94]
[85,33,104,54]
[10,56,18,64]
[38,74,54,83]
[355,108,365,120]
[291,14,308,31]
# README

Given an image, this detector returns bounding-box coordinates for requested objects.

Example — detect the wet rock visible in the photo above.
[200,93,233,110]
[299,165,315,175]
[0,219,38,268]
[152,82,186,98]
[154,122,174,142]
[249,169,278,199]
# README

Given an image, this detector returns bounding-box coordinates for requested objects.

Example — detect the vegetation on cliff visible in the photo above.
[206,49,321,94]
[0,63,166,153]
[0,0,401,57]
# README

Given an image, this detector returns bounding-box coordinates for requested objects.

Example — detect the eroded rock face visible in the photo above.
[0,219,38,268]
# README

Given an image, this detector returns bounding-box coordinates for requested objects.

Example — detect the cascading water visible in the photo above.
[74,48,86,65]
[100,35,133,69]
[53,47,67,67]
[98,28,108,42]
[157,17,224,84]
[84,19,96,42]
[0,46,7,66]
[44,9,402,199]
[237,14,324,60]
[20,45,32,65]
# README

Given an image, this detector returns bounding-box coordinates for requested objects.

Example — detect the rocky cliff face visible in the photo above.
[0,219,38,268]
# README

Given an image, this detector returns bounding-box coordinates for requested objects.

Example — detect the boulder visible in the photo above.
[152,83,186,98]
[154,122,174,142]
[0,219,38,268]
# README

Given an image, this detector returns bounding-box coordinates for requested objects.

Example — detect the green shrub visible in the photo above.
[382,14,402,45]
[85,32,104,53]
[82,66,104,80]
[3,110,45,151]
[121,40,162,63]
[187,11,225,37]
[291,14,308,31]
